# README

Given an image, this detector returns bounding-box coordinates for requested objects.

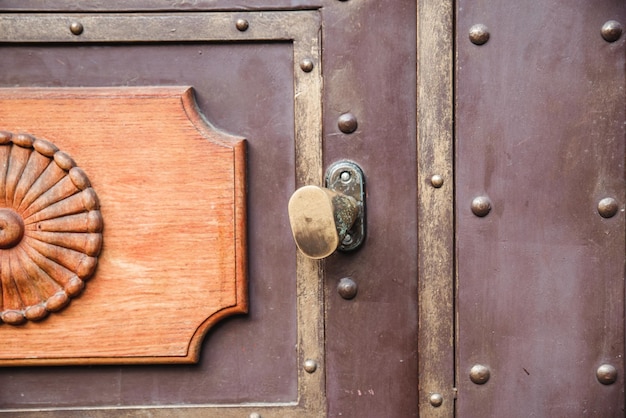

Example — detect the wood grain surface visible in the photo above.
[0,86,247,365]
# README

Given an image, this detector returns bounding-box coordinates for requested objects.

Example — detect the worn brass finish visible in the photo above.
[601,20,623,42]
[469,364,491,384]
[300,58,314,72]
[288,185,359,259]
[471,196,492,217]
[236,18,249,32]
[337,112,358,134]
[288,160,366,259]
[598,197,619,218]
[597,364,618,385]
[337,277,358,300]
[469,24,490,45]
[69,22,83,35]
[303,359,318,373]
[430,174,444,188]
[429,393,444,407]
[325,160,366,251]
[0,10,325,418]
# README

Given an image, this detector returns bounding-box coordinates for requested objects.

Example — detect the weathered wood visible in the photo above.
[0,86,247,365]
[417,0,456,416]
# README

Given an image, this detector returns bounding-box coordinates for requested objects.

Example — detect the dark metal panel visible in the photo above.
[456,1,625,416]
[322,1,419,417]
[0,42,298,406]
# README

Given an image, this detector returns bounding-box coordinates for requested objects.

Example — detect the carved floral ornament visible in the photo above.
[0,131,102,325]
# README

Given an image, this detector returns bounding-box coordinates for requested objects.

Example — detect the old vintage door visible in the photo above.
[0,1,624,417]
[453,0,626,416]
[0,1,419,417]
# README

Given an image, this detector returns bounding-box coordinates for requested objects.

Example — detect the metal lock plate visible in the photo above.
[325,160,365,252]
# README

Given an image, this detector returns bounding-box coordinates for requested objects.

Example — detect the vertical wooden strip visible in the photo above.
[417,0,455,416]
[293,11,325,414]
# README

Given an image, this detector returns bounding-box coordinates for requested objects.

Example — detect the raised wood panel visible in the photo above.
[0,86,247,365]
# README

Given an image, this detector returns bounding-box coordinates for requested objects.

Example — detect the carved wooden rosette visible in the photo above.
[0,131,102,325]
[0,87,246,365]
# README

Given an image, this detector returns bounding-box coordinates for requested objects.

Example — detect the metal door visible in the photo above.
[454,0,626,416]
[0,1,418,417]
[1,1,624,417]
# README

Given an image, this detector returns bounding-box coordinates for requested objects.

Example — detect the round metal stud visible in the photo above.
[338,113,358,134]
[597,364,618,385]
[429,393,443,407]
[236,19,249,32]
[430,174,444,188]
[601,20,623,43]
[598,197,619,218]
[469,364,490,384]
[69,22,84,36]
[469,24,490,45]
[341,234,353,246]
[300,58,314,73]
[471,196,492,217]
[303,359,318,373]
[337,277,358,300]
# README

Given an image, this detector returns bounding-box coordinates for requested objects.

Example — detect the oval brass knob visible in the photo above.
[288,161,365,260]
[288,186,359,259]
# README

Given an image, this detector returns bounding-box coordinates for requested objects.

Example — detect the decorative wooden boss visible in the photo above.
[0,87,247,365]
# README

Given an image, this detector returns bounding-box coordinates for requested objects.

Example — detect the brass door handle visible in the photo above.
[288,161,365,259]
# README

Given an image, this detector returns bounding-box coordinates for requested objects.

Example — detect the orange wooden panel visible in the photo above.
[0,87,247,365]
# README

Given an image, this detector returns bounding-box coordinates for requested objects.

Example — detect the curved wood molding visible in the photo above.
[0,87,247,365]
[0,131,102,325]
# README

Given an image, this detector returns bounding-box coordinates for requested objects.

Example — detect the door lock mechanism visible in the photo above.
[288,161,365,259]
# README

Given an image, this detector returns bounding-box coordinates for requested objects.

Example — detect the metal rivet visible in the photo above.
[341,234,353,246]
[429,393,443,407]
[338,113,358,134]
[598,197,619,218]
[601,20,623,42]
[469,24,490,45]
[236,19,249,32]
[469,364,490,384]
[304,359,318,373]
[337,277,358,300]
[340,171,351,182]
[471,196,492,217]
[597,364,618,385]
[69,22,84,36]
[300,58,314,72]
[430,174,444,188]
[249,413,262,418]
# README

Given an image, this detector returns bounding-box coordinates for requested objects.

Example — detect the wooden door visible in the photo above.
[0,1,419,417]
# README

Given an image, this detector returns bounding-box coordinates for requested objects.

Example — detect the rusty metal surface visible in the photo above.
[322,1,419,417]
[456,1,626,416]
